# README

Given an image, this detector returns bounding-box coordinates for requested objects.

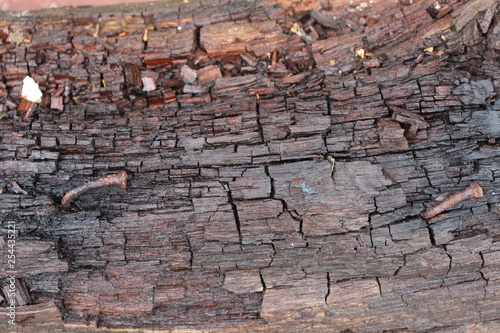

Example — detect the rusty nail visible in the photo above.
[11,181,28,195]
[421,182,484,220]
[61,171,130,207]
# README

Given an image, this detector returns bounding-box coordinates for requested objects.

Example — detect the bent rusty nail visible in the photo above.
[61,171,130,207]
[11,181,28,195]
[421,182,484,220]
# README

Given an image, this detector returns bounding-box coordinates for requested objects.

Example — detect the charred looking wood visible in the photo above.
[426,3,454,20]
[390,106,429,138]
[124,64,142,95]
[421,182,484,220]
[17,100,37,120]
[11,181,28,195]
[2,278,31,306]
[61,171,130,207]
[310,10,340,30]
[291,23,315,44]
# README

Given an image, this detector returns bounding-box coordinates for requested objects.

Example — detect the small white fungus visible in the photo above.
[21,76,43,103]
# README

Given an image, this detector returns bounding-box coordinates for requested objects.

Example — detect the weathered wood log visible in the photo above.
[0,301,64,332]
[0,0,499,331]
[2,278,31,306]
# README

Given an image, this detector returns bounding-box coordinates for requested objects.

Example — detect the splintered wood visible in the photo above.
[0,0,499,332]
[200,21,288,57]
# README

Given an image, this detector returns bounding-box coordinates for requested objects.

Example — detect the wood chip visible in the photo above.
[180,65,198,84]
[390,106,429,138]
[198,65,222,86]
[311,10,339,29]
[50,96,64,111]
[141,77,157,92]
[17,100,37,120]
[3,278,31,306]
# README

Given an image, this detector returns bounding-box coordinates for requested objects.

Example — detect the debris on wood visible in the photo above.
[17,100,37,120]
[290,23,315,44]
[11,181,28,195]
[141,77,157,92]
[50,96,64,111]
[355,48,365,59]
[124,64,142,94]
[279,72,309,86]
[479,2,498,33]
[317,153,336,177]
[311,9,339,30]
[21,77,43,104]
[426,2,454,20]
[18,76,43,119]
[180,65,198,84]
[376,118,410,152]
[7,29,26,46]
[415,53,424,64]
[0,301,64,331]
[363,57,382,68]
[390,106,429,138]
[423,46,434,53]
[198,65,222,86]
[240,53,258,67]
[493,203,500,215]
[2,278,31,306]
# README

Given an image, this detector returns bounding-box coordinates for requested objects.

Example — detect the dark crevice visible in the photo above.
[368,220,374,249]
[222,181,242,244]
[264,165,276,198]
[255,98,265,143]
[265,162,303,236]
[387,224,394,243]
[325,272,331,308]
[375,276,382,296]
[186,234,194,269]
[427,225,436,246]
[478,252,488,297]
[444,247,452,277]
[259,269,267,292]
[194,27,202,52]
[368,197,377,249]
[325,94,332,116]
[393,254,406,276]
[268,242,276,267]
[123,233,128,262]
[99,72,105,87]
[298,216,304,236]
[278,196,304,237]
[479,251,486,268]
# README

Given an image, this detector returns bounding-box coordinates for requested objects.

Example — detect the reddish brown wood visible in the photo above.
[0,0,499,332]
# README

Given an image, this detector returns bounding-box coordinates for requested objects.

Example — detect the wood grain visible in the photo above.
[0,0,499,331]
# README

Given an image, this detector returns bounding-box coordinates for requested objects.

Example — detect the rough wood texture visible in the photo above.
[0,0,499,331]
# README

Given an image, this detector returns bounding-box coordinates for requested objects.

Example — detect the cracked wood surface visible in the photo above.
[0,0,499,331]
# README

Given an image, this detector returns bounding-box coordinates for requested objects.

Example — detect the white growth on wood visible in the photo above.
[21,76,42,103]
